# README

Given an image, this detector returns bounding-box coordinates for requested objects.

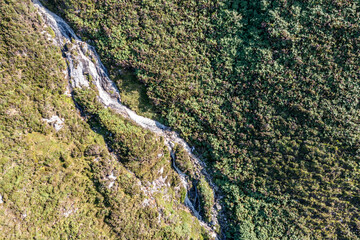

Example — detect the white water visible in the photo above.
[171,152,202,220]
[33,0,222,238]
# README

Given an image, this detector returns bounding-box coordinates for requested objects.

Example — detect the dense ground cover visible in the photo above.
[0,1,210,239]
[39,0,360,239]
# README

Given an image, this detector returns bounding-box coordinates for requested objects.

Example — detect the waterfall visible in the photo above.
[32,0,224,238]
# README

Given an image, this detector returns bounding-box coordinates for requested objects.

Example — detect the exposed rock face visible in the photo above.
[42,115,64,131]
[33,0,224,238]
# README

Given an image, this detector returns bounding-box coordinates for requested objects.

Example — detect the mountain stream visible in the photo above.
[33,0,225,238]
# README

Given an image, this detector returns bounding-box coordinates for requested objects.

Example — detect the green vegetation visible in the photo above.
[73,87,166,183]
[73,81,210,240]
[111,70,159,120]
[174,144,195,178]
[174,144,214,224]
[42,0,360,238]
[0,1,210,239]
[197,177,214,224]
[0,1,113,238]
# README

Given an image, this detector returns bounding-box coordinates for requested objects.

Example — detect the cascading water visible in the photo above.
[171,151,202,220]
[33,0,225,238]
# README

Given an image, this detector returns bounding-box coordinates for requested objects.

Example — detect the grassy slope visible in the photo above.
[0,1,114,238]
[0,1,209,239]
[39,0,360,239]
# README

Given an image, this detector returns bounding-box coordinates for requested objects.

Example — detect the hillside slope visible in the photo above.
[40,0,360,239]
[0,1,213,239]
